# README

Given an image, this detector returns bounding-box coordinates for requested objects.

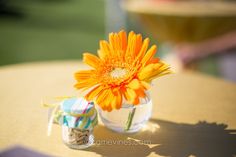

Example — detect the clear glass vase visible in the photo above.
[98,92,152,133]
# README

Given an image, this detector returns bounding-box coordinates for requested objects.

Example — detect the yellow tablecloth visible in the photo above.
[0,61,236,157]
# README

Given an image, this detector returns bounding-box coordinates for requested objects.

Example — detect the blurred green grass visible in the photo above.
[0,0,105,65]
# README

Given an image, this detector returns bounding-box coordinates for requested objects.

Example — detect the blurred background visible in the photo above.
[1,0,236,82]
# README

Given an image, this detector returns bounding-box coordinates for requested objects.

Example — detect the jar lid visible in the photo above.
[61,97,94,114]
[59,97,97,129]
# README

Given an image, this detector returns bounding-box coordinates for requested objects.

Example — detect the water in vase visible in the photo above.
[98,97,153,133]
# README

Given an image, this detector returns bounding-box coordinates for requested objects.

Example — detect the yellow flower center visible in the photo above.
[110,68,128,79]
[99,59,137,85]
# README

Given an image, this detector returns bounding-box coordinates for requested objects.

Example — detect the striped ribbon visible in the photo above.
[42,97,96,136]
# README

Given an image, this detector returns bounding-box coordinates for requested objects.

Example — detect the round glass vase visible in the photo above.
[98,92,152,133]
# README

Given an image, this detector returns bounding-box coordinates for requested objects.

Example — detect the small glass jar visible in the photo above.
[98,92,152,133]
[62,126,94,149]
[59,97,98,149]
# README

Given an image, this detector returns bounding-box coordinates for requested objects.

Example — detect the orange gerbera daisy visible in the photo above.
[74,30,171,112]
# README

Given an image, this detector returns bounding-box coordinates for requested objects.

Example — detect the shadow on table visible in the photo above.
[86,119,236,157]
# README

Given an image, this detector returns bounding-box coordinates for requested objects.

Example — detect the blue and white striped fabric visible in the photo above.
[59,97,97,129]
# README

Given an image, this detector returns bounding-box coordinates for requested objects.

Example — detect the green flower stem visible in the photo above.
[125,107,136,131]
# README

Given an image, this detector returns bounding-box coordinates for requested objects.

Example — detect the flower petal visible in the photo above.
[125,31,135,59]
[140,81,151,90]
[146,68,172,82]
[96,89,109,106]
[138,38,149,59]
[147,58,159,65]
[74,70,96,81]
[141,45,157,66]
[115,90,122,109]
[133,38,150,65]
[124,88,137,104]
[135,87,146,98]
[138,62,171,81]
[99,40,111,59]
[102,89,113,112]
[138,63,157,80]
[127,79,141,90]
[85,85,104,101]
[74,79,98,90]
[133,96,140,105]
[118,30,127,52]
[111,88,122,110]
[134,34,142,56]
[109,33,123,58]
[83,53,101,69]
[109,33,120,51]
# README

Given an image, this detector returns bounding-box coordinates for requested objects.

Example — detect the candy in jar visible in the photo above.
[59,97,98,149]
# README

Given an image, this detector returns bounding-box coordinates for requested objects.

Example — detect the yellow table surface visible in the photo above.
[0,61,236,157]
